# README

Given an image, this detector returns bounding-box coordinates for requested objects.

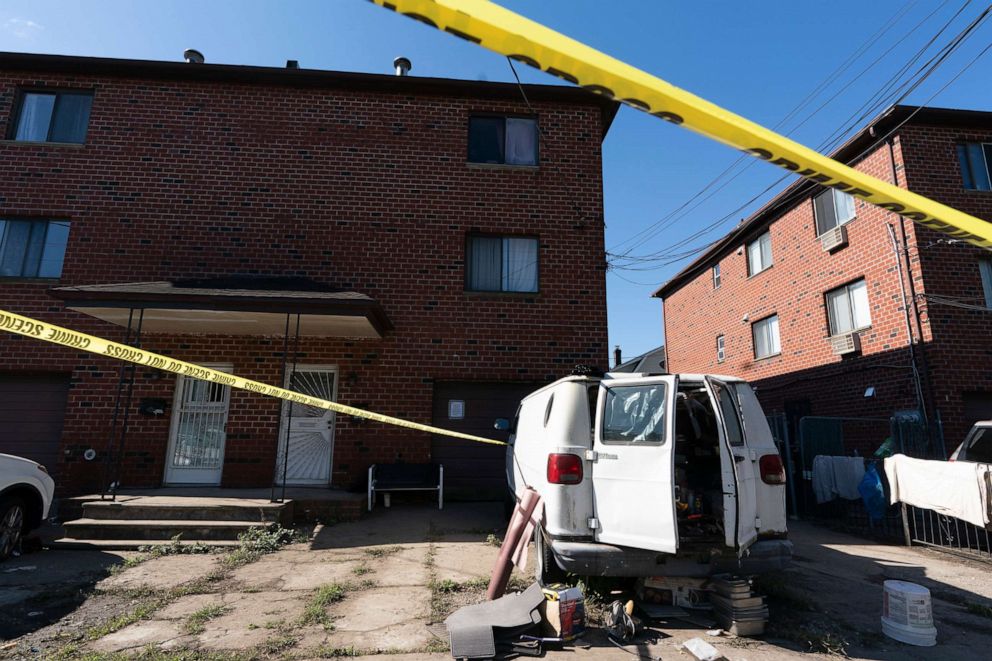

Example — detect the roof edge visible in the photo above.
[0,51,620,139]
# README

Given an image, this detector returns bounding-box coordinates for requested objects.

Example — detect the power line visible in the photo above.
[610,1,992,274]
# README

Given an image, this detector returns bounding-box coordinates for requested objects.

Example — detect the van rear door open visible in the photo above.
[591,375,678,553]
[705,377,759,556]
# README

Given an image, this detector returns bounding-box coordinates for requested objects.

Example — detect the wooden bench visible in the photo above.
[367,462,443,511]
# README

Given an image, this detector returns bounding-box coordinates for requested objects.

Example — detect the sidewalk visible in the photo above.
[3,508,992,659]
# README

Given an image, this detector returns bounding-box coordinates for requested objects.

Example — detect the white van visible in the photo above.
[504,372,792,582]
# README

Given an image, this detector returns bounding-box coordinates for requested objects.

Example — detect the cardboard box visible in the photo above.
[539,586,586,641]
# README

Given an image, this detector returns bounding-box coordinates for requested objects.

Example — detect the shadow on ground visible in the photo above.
[0,543,125,641]
[310,501,508,549]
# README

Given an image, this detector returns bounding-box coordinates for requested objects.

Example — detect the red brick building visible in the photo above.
[0,52,617,498]
[657,106,992,456]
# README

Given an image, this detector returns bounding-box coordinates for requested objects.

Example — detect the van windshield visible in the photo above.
[602,383,668,443]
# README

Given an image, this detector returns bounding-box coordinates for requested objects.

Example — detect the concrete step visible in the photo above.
[50,537,242,551]
[82,500,288,523]
[62,518,266,542]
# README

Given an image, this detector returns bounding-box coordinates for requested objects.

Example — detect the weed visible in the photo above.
[485,533,502,547]
[352,563,373,576]
[313,644,367,657]
[139,534,214,558]
[258,632,300,655]
[363,545,404,558]
[219,524,298,569]
[967,601,992,619]
[433,578,462,594]
[422,637,452,654]
[86,599,164,640]
[183,603,231,634]
[300,583,347,629]
[246,623,258,630]
[108,554,149,575]
[263,619,285,630]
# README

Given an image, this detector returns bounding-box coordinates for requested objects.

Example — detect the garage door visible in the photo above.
[431,381,541,500]
[0,373,71,476]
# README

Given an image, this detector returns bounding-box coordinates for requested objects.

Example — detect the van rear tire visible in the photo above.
[535,526,566,585]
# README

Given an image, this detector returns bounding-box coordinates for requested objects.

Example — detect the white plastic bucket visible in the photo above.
[881,580,936,647]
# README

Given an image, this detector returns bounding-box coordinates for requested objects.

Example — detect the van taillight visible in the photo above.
[547,454,583,485]
[759,454,786,485]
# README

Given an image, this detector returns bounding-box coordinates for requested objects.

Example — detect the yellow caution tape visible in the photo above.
[370,0,992,250]
[0,308,506,446]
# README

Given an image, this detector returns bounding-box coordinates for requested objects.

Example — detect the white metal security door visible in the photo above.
[164,365,233,485]
[275,366,337,485]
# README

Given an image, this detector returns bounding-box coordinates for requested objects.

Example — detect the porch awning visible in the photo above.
[50,280,392,338]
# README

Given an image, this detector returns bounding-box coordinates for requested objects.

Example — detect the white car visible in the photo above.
[949,420,992,464]
[0,453,56,561]
[505,372,791,582]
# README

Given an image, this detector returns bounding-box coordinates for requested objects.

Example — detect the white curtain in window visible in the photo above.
[849,280,870,329]
[958,143,992,191]
[15,94,55,141]
[38,222,70,278]
[833,190,856,224]
[747,238,762,274]
[748,233,772,274]
[50,94,93,143]
[979,260,992,308]
[503,238,538,292]
[754,316,780,357]
[469,237,501,291]
[505,118,537,166]
[0,221,32,276]
[827,287,853,335]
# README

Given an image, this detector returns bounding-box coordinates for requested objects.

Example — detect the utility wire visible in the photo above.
[610,2,992,273]
[608,0,939,257]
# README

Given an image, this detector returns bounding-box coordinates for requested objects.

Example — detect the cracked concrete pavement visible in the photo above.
[4,505,992,659]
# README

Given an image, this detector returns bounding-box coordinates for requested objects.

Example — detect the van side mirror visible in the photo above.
[494,418,511,432]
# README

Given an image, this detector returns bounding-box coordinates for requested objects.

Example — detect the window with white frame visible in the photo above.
[825,279,871,336]
[957,143,992,191]
[468,116,538,166]
[980,259,992,308]
[0,219,70,278]
[716,334,725,363]
[712,263,721,289]
[813,189,856,235]
[466,235,539,293]
[752,315,780,359]
[746,232,773,276]
[13,91,93,144]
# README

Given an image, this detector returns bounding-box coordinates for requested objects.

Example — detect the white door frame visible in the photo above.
[163,364,233,486]
[275,364,338,486]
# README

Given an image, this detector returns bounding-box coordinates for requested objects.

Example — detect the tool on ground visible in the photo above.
[369,0,992,250]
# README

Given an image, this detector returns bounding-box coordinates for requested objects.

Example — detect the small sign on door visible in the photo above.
[448,400,465,420]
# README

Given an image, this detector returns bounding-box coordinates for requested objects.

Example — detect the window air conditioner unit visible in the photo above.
[820,225,848,252]
[830,332,861,356]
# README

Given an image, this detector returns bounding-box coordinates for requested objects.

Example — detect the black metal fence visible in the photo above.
[902,503,992,563]
[766,409,992,563]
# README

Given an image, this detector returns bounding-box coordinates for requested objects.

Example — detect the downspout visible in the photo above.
[885,223,928,427]
[887,138,936,427]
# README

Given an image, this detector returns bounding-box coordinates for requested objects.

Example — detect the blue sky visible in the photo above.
[2,1,990,362]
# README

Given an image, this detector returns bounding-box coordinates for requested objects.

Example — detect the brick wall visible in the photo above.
[662,121,992,456]
[898,122,992,444]
[0,62,610,493]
